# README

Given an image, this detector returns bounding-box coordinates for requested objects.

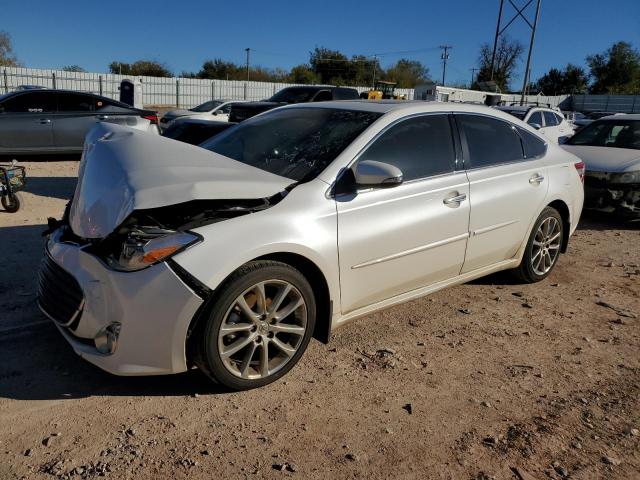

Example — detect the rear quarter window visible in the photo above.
[517,127,547,158]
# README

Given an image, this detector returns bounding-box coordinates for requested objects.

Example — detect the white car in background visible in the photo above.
[496,105,575,144]
[159,99,247,130]
[39,101,584,390]
[561,114,640,217]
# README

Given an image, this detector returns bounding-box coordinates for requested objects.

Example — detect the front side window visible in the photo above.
[458,114,524,168]
[0,92,56,113]
[527,111,543,126]
[358,115,455,181]
[201,107,382,182]
[567,120,640,150]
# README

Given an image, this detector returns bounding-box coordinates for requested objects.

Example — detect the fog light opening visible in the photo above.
[94,322,121,355]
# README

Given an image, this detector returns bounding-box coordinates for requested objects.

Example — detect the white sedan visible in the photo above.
[159,99,247,130]
[39,101,585,390]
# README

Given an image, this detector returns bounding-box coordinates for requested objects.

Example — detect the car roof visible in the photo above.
[598,113,640,120]
[283,100,535,121]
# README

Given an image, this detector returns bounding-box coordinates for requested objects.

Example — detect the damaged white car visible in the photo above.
[39,101,584,390]
[562,115,640,217]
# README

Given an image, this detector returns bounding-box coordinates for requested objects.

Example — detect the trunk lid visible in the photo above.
[69,123,292,239]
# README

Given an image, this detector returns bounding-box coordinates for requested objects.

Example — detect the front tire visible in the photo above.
[195,260,316,390]
[513,206,564,283]
[2,192,22,213]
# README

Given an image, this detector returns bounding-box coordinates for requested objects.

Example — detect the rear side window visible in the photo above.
[457,114,524,168]
[360,114,455,181]
[527,111,543,126]
[517,127,547,158]
[543,111,559,126]
[555,113,564,124]
[0,92,56,113]
[57,93,95,112]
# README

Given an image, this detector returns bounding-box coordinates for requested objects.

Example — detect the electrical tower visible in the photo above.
[439,45,452,86]
[489,0,542,105]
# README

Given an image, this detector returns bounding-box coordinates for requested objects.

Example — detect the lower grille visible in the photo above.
[37,254,84,328]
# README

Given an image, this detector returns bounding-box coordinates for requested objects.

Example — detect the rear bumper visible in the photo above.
[39,228,203,375]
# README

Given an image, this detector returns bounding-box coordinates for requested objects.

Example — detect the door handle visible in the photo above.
[529,174,545,185]
[38,118,51,124]
[443,192,467,206]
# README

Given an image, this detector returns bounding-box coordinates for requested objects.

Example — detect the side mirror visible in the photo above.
[354,160,403,187]
[529,123,542,130]
[212,110,220,116]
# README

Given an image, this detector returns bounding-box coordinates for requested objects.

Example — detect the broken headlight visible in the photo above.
[108,228,201,272]
[610,171,640,184]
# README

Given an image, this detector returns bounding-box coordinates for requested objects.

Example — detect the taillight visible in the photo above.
[574,161,585,183]
[143,114,158,125]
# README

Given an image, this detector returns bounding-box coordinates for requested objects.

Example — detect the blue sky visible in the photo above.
[3,0,640,86]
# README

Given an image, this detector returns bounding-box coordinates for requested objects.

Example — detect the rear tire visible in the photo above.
[2,192,22,213]
[195,260,316,390]
[512,206,564,283]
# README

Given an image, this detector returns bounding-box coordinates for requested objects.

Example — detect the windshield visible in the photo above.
[567,120,640,149]
[190,100,223,112]
[200,107,382,182]
[269,88,320,104]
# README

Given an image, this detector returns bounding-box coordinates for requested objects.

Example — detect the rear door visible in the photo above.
[541,111,562,143]
[0,91,56,151]
[456,114,549,273]
[53,92,99,149]
[337,114,470,313]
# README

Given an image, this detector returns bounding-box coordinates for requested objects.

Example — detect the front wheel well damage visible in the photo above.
[547,199,571,253]
[185,252,333,368]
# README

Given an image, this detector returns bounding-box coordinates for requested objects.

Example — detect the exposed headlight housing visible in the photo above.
[107,229,201,272]
[610,171,640,184]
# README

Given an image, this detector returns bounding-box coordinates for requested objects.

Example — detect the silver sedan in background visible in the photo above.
[39,101,584,390]
[0,89,159,154]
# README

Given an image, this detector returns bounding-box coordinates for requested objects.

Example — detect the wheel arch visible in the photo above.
[546,198,571,253]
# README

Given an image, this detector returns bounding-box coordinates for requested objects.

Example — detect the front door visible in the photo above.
[0,91,56,151]
[336,114,470,313]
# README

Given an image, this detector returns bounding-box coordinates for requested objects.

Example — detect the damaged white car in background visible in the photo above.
[39,101,584,390]
[562,114,640,217]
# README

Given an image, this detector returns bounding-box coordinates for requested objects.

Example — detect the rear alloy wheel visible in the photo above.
[196,261,315,390]
[513,206,564,283]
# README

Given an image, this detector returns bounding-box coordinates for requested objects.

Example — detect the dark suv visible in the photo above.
[228,86,359,122]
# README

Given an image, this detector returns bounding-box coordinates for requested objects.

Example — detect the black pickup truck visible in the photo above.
[228,85,360,122]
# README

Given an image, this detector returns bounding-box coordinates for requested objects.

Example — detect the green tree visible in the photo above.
[534,64,588,95]
[62,65,86,72]
[109,60,172,77]
[0,31,20,67]
[587,41,640,94]
[385,58,431,88]
[474,36,524,92]
[309,47,350,84]
[287,64,320,84]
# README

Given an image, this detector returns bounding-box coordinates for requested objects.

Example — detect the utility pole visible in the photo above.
[490,0,505,80]
[440,45,452,86]
[372,54,378,88]
[520,0,541,105]
[245,48,250,81]
[469,68,478,87]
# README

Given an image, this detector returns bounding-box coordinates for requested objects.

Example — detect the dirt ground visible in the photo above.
[0,159,638,480]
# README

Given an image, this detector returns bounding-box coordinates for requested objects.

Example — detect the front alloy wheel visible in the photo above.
[195,260,316,390]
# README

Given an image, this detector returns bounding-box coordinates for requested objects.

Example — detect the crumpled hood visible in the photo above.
[561,145,640,173]
[69,123,292,239]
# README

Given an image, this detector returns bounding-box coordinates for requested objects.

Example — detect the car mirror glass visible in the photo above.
[529,123,542,130]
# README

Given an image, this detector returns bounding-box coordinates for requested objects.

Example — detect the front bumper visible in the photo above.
[584,176,640,216]
[39,228,204,375]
